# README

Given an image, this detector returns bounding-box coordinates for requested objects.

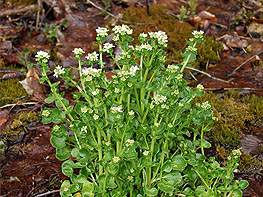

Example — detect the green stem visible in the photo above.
[97,127,103,175]
[180,41,197,72]
[99,44,104,69]
[195,169,211,191]
[110,54,121,70]
[200,125,204,155]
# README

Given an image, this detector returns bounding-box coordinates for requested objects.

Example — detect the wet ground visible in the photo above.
[1,0,263,196]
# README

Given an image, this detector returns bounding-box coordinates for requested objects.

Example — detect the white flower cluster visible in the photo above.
[196,84,204,90]
[92,89,100,96]
[149,31,168,46]
[201,101,211,110]
[53,125,60,132]
[42,110,50,117]
[103,43,115,53]
[117,70,130,81]
[72,48,84,56]
[153,94,167,105]
[128,110,134,116]
[143,150,149,156]
[167,64,179,73]
[129,65,140,76]
[81,126,88,133]
[112,24,133,35]
[192,30,204,39]
[125,139,135,147]
[111,106,123,113]
[35,51,50,63]
[176,74,183,80]
[113,156,120,163]
[139,32,147,38]
[53,65,65,78]
[82,67,101,81]
[171,89,179,96]
[85,51,99,62]
[93,114,99,120]
[96,27,109,37]
[186,46,197,53]
[81,106,88,113]
[140,43,153,51]
[119,51,131,60]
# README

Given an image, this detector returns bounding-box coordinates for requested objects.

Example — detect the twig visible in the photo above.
[185,66,233,84]
[0,4,38,17]
[204,87,263,91]
[146,0,150,16]
[34,189,60,197]
[0,102,38,109]
[228,51,263,77]
[35,0,42,31]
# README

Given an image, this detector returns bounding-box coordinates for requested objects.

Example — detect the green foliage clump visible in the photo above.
[0,78,27,106]
[118,5,223,69]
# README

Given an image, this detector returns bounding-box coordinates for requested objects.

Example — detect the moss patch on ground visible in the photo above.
[114,5,223,68]
[196,91,263,172]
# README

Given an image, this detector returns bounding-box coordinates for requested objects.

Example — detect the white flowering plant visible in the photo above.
[38,26,248,196]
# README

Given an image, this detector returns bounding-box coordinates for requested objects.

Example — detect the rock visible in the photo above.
[245,0,262,10]
[36,33,47,44]
[248,23,263,38]
[0,41,12,55]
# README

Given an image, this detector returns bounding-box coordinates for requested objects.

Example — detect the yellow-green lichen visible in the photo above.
[115,5,223,68]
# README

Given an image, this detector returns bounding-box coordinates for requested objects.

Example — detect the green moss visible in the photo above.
[1,111,39,142]
[0,78,27,106]
[196,91,263,172]
[115,5,223,68]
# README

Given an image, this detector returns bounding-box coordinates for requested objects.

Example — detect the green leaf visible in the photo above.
[158,182,174,193]
[239,180,249,189]
[74,174,87,184]
[172,155,187,171]
[162,160,173,172]
[56,146,71,161]
[143,187,158,196]
[69,183,80,193]
[61,180,71,192]
[162,172,182,186]
[62,160,74,176]
[202,139,211,148]
[50,136,66,149]
[232,189,242,197]
[79,148,90,158]
[82,180,94,196]
[44,93,56,104]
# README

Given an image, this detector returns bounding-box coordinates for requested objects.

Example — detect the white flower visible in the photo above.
[42,110,50,117]
[129,65,140,76]
[113,34,119,42]
[139,32,147,38]
[167,64,179,73]
[93,114,99,120]
[130,168,134,173]
[81,106,88,113]
[179,103,184,107]
[113,24,133,35]
[92,89,100,96]
[149,31,168,45]
[72,48,84,56]
[81,126,88,133]
[161,104,167,109]
[53,125,60,132]
[154,122,160,127]
[115,88,120,93]
[35,51,50,62]
[186,46,197,53]
[126,139,135,147]
[197,84,204,90]
[105,141,110,146]
[128,110,134,116]
[143,150,149,156]
[176,74,183,80]
[113,156,120,163]
[103,43,115,53]
[111,106,123,113]
[141,43,152,51]
[201,101,211,110]
[85,51,99,62]
[135,45,142,51]
[96,27,109,37]
[128,82,132,87]
[192,30,204,39]
[127,176,133,181]
[153,94,167,104]
[172,89,179,96]
[53,65,65,78]
[82,67,101,79]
